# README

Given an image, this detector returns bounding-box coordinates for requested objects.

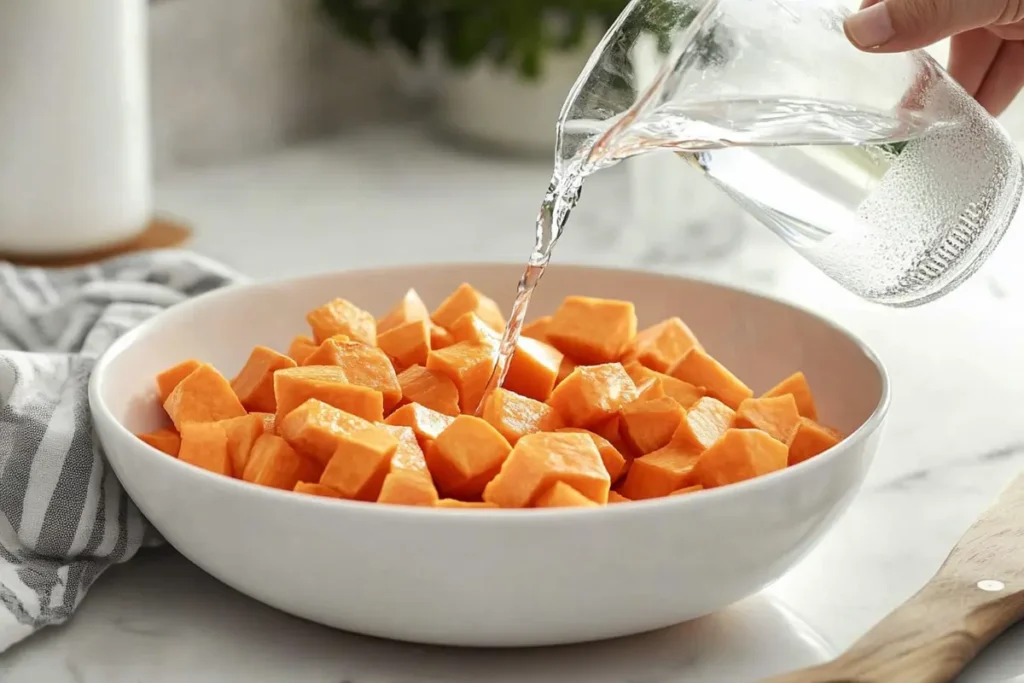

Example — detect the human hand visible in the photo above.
[844,0,1024,116]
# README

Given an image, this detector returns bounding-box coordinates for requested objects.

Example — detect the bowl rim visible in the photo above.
[88,261,891,522]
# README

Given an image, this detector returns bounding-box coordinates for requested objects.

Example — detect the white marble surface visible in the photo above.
[6,124,1024,681]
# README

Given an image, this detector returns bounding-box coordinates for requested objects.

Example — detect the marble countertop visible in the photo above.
[6,124,1024,681]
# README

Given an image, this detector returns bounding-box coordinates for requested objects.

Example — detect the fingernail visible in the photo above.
[844,1,895,49]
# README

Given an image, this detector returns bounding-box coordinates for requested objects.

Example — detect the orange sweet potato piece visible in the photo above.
[734,395,801,444]
[788,417,842,466]
[377,319,431,371]
[384,403,456,450]
[669,348,752,410]
[431,282,505,333]
[619,397,686,455]
[163,364,246,431]
[546,296,637,365]
[607,490,631,504]
[293,482,344,498]
[556,356,578,385]
[178,422,232,477]
[136,428,180,457]
[243,433,319,490]
[425,415,512,499]
[252,412,276,434]
[618,445,701,500]
[278,399,396,469]
[762,371,819,421]
[624,361,704,408]
[483,432,610,508]
[691,429,788,488]
[521,316,551,342]
[377,288,430,334]
[319,419,402,501]
[156,359,201,404]
[231,346,297,413]
[426,341,498,414]
[670,396,735,454]
[449,312,501,346]
[481,388,563,445]
[557,428,627,483]
[590,415,636,459]
[546,363,638,429]
[396,365,460,417]
[306,298,376,346]
[534,481,599,508]
[503,337,564,402]
[299,339,401,412]
[670,484,704,496]
[430,323,455,350]
[274,365,383,424]
[435,499,499,509]
[635,376,666,401]
[377,425,439,506]
[221,413,270,475]
[622,317,702,373]
[287,335,319,365]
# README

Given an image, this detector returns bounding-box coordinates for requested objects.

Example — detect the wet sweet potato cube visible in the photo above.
[788,418,842,466]
[483,432,610,508]
[430,323,454,350]
[431,282,505,333]
[734,395,801,444]
[243,433,319,490]
[156,359,201,404]
[692,429,788,488]
[534,481,598,508]
[231,346,297,413]
[274,365,383,424]
[546,296,637,364]
[546,363,638,429]
[503,337,564,402]
[319,420,401,501]
[425,415,512,499]
[671,397,735,454]
[762,371,819,421]
[293,482,343,498]
[620,396,686,455]
[619,445,701,500]
[163,364,246,431]
[136,428,180,457]
[426,341,498,414]
[287,335,318,365]
[624,362,704,408]
[590,415,636,460]
[396,365,460,417]
[306,297,376,346]
[557,428,627,483]
[669,348,752,410]
[377,288,430,334]
[376,425,438,506]
[622,317,702,373]
[481,388,563,445]
[607,490,631,504]
[377,319,431,371]
[521,316,552,342]
[449,312,501,346]
[384,403,456,450]
[220,413,271,475]
[635,376,666,401]
[252,412,276,434]
[278,399,395,468]
[178,422,232,477]
[300,340,401,412]
[556,356,578,385]
[435,499,499,509]
[671,484,703,496]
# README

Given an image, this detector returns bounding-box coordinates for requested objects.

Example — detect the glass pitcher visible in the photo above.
[554,0,1024,306]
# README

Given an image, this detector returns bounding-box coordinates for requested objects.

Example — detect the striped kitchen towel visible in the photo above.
[0,250,242,651]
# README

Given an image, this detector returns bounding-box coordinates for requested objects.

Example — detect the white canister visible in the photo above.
[0,0,151,256]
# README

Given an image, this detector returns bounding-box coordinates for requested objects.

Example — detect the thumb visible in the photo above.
[844,0,1011,52]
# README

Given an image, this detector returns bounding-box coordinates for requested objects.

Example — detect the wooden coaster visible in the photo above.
[0,216,193,268]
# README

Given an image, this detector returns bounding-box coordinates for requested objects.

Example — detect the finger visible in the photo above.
[975,39,1024,116]
[844,0,1009,52]
[947,29,1003,95]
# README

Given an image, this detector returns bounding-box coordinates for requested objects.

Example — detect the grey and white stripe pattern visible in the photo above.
[0,250,241,651]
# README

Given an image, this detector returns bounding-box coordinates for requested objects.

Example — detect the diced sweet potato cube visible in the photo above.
[620,397,686,455]
[306,298,376,346]
[547,363,638,429]
[635,376,666,401]
[546,296,637,364]
[293,482,344,498]
[377,288,430,334]
[252,412,276,434]
[377,319,431,371]
[231,346,297,413]
[377,425,438,506]
[481,388,563,445]
[670,484,703,496]
[287,335,318,365]
[137,428,180,457]
[221,413,270,475]
[449,312,501,346]
[178,422,232,477]
[556,356,578,385]
[622,317,702,373]
[788,417,842,466]
[734,395,801,444]
[431,282,505,333]
[624,362,704,408]
[691,429,788,488]
[425,415,512,499]
[380,425,431,475]
[762,371,819,421]
[591,415,636,459]
[299,340,401,412]
[521,316,551,342]
[534,481,598,508]
[319,419,402,501]
[243,433,319,490]
[274,365,383,424]
[671,396,735,454]
[503,337,564,402]
[430,323,454,349]
[483,432,610,508]
[163,364,246,431]
[619,445,701,500]
[557,428,627,483]
[279,399,396,469]
[426,341,498,414]
[669,348,752,410]
[156,359,201,404]
[607,490,631,504]
[396,365,460,417]
[384,403,456,450]
[435,499,498,509]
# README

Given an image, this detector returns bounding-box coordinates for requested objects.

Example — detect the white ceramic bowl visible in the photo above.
[89,264,889,648]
